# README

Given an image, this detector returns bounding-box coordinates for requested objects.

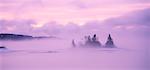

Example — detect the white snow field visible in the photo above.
[0,38,149,70]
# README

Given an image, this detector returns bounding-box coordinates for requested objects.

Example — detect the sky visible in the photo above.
[0,1,150,69]
[0,0,150,37]
[0,0,150,26]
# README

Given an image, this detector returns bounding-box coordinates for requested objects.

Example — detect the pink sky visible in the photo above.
[0,0,150,27]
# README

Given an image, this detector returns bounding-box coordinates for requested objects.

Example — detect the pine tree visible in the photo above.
[105,34,115,48]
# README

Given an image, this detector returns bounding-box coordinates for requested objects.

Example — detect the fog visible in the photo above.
[0,32,149,70]
[0,8,150,70]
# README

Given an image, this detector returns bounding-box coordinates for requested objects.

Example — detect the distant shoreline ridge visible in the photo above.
[0,33,56,41]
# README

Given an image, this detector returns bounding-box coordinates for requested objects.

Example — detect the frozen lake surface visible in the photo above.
[0,39,149,70]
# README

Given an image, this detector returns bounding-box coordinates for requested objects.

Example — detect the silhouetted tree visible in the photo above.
[105,34,115,48]
[72,39,76,47]
[92,34,97,42]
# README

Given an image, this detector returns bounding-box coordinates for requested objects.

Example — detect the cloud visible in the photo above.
[100,8,150,39]
[0,19,36,35]
[105,8,150,26]
[70,0,150,9]
[0,0,149,25]
[0,8,150,48]
[0,8,149,39]
[103,8,150,32]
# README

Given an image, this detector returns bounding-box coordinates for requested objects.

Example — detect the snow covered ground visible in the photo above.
[0,38,149,70]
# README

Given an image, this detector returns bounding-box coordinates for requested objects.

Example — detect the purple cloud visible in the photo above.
[0,19,36,35]
[104,8,150,26]
[0,8,149,38]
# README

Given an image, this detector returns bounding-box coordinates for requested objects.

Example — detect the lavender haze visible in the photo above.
[0,0,150,70]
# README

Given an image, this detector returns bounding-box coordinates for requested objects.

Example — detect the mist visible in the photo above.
[0,31,149,70]
[0,8,150,70]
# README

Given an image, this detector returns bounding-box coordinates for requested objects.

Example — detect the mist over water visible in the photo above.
[0,32,149,70]
[0,5,150,70]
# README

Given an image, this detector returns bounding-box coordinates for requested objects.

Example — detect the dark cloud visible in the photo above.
[102,8,150,38]
[104,8,150,26]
